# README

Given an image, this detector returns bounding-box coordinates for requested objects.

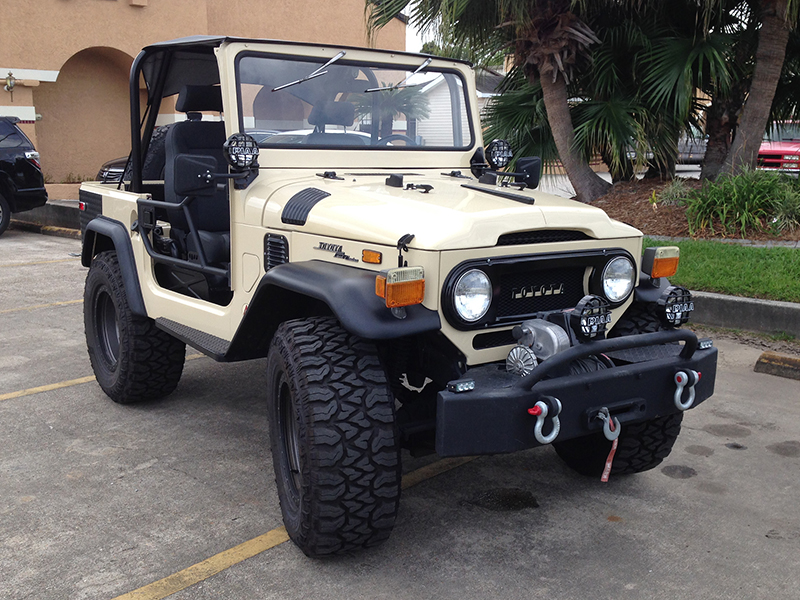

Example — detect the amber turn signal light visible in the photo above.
[375,266,425,308]
[642,246,680,278]
[362,249,383,264]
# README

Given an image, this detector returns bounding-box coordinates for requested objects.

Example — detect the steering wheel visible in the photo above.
[376,134,417,146]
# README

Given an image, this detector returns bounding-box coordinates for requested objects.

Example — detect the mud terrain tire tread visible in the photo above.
[609,301,663,338]
[267,316,401,557]
[85,251,185,403]
[554,413,684,477]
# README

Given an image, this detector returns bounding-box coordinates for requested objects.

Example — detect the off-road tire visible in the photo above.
[84,251,186,403]
[609,301,663,337]
[553,413,684,477]
[0,193,10,236]
[266,316,401,557]
[561,299,682,476]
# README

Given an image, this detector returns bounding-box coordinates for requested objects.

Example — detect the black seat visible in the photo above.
[304,101,365,146]
[164,85,230,264]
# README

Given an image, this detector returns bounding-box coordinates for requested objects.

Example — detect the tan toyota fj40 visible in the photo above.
[80,36,717,557]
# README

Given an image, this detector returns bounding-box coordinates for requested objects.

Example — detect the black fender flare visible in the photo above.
[225,261,441,359]
[633,272,671,304]
[81,216,147,317]
[260,261,441,339]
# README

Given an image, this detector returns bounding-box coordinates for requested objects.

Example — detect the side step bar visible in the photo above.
[155,317,230,361]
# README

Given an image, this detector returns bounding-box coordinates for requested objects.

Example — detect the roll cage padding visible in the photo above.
[81,216,147,317]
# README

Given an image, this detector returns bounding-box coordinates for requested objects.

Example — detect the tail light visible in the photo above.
[25,151,41,169]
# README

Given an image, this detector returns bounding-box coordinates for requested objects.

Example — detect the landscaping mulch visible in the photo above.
[593,178,800,242]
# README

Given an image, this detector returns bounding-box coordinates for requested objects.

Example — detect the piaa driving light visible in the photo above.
[223,133,260,169]
[453,269,492,322]
[658,285,694,327]
[485,139,513,170]
[376,266,425,308]
[570,295,611,340]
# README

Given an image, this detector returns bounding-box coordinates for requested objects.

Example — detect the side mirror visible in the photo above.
[174,154,217,197]
[515,156,542,190]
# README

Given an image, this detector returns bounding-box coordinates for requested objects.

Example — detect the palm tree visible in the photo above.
[367,0,612,202]
[486,3,731,183]
[721,0,799,174]
[354,84,431,138]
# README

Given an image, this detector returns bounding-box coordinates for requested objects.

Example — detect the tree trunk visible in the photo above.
[539,74,611,203]
[701,36,751,180]
[721,0,791,174]
[701,93,743,180]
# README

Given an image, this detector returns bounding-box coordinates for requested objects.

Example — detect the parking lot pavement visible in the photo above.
[2,230,800,600]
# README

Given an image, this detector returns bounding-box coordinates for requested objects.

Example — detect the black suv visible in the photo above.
[0,116,48,236]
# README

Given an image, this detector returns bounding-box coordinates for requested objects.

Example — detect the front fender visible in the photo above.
[224,260,442,360]
[259,261,441,340]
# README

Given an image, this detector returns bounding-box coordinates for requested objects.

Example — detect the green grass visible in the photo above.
[643,237,800,303]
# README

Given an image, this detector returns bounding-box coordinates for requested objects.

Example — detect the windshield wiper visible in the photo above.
[272,51,346,92]
[365,57,432,93]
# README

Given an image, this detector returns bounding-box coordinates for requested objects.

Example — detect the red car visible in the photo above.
[758,125,800,173]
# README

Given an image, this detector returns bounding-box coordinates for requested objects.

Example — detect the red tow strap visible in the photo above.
[601,418,617,483]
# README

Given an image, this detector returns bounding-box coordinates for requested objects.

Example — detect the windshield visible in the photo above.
[236,53,473,150]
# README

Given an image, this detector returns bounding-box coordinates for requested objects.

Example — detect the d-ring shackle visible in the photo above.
[530,396,562,445]
[674,370,700,410]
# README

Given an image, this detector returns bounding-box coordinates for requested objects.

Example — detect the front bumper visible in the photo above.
[436,329,717,456]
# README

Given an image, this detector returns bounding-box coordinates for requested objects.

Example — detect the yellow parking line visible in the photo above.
[0,257,81,268]
[113,456,478,600]
[0,375,96,402]
[112,528,291,600]
[0,355,204,402]
[0,299,83,315]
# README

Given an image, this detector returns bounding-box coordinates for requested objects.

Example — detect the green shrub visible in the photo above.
[685,168,799,237]
[656,177,690,206]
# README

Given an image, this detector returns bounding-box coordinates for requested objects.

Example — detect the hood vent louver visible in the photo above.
[282,188,330,226]
[265,234,289,271]
[497,230,592,246]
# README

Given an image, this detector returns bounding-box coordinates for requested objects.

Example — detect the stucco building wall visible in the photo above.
[0,0,405,182]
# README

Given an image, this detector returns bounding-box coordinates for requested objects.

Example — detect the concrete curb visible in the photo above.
[691,290,800,338]
[11,199,80,231]
[754,351,800,381]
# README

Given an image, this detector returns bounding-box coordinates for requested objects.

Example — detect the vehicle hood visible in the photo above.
[759,140,800,153]
[254,172,640,250]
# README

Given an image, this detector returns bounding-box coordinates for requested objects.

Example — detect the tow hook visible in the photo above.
[674,370,701,411]
[594,407,621,441]
[528,396,562,445]
[594,407,621,482]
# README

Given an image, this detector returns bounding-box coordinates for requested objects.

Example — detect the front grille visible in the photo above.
[264,234,289,270]
[497,230,592,246]
[496,267,586,319]
[442,249,632,331]
[472,329,516,350]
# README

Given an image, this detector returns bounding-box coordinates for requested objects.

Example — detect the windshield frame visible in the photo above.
[233,50,476,152]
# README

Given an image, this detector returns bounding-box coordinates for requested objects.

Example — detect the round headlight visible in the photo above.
[602,257,635,303]
[485,139,513,170]
[223,133,260,169]
[454,269,492,322]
